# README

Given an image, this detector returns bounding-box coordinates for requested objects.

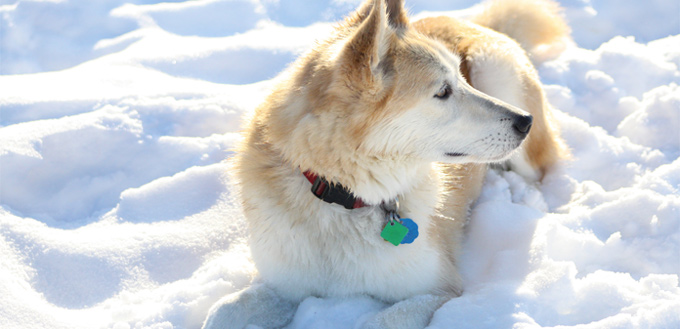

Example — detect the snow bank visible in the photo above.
[1,0,678,328]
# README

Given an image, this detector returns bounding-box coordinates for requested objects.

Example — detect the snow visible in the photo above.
[1,0,679,328]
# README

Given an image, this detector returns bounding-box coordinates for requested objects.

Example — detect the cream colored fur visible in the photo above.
[203,1,569,328]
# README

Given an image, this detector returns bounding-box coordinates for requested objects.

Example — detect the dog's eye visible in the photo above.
[434,83,452,100]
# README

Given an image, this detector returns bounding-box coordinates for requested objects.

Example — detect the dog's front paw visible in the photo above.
[202,284,297,329]
[362,295,450,329]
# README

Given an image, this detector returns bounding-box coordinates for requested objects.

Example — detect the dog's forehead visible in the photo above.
[398,35,461,78]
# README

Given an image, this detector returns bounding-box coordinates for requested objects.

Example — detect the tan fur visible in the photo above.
[473,0,570,51]
[210,1,569,327]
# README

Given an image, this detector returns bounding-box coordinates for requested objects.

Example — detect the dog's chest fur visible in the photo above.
[240,163,452,303]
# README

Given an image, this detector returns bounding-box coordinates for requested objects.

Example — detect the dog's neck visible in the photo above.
[300,155,433,207]
[259,76,435,206]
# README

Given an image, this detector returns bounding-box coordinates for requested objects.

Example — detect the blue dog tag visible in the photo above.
[399,218,418,244]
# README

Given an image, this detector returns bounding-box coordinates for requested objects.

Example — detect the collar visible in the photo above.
[302,170,419,246]
[303,171,367,209]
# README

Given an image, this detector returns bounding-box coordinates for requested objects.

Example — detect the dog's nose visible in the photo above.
[512,114,533,136]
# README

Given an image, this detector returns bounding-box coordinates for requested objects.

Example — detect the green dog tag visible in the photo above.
[381,220,409,246]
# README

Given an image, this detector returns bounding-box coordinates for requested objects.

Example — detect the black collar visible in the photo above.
[303,171,367,209]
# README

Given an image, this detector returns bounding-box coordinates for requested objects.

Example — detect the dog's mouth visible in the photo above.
[445,152,467,157]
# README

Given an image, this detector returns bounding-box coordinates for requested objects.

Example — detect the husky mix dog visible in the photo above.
[203,0,569,328]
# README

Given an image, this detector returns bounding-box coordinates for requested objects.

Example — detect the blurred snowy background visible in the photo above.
[1,0,679,328]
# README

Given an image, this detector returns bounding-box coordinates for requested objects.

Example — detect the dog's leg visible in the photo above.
[362,294,450,329]
[202,284,297,329]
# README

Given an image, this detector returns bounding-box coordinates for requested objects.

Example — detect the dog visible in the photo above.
[203,0,568,328]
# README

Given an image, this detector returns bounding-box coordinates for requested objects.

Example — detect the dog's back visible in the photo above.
[473,0,570,52]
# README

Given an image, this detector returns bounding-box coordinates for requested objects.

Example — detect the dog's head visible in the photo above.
[345,0,533,163]
[268,0,532,172]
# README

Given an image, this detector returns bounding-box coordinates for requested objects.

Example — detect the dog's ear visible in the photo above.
[386,0,409,28]
[348,0,409,29]
[338,0,392,91]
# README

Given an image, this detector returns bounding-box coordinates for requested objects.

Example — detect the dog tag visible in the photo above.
[381,220,409,246]
[399,218,419,244]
